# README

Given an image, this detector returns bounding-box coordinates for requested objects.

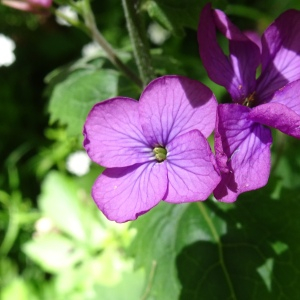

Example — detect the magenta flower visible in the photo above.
[2,0,52,13]
[83,76,220,222]
[198,4,300,202]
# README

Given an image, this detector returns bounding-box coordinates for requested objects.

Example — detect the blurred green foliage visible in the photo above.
[1,0,300,299]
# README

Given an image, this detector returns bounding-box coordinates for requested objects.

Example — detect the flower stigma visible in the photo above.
[242,91,256,107]
[153,146,167,162]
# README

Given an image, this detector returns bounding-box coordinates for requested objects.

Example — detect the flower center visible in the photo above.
[242,92,256,107]
[153,146,167,162]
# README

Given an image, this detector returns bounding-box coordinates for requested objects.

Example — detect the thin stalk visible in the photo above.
[197,202,237,300]
[122,0,155,87]
[82,1,143,88]
[0,191,20,256]
[272,130,286,173]
[141,260,157,300]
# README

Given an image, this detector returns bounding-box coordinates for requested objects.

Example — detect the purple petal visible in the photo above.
[198,4,236,99]
[139,75,217,146]
[163,130,220,203]
[214,104,272,202]
[250,80,300,138]
[198,4,260,103]
[84,98,152,168]
[92,162,168,223]
[256,10,300,103]
[243,30,262,53]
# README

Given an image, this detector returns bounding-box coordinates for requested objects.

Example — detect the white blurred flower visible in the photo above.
[148,22,170,45]
[56,6,78,27]
[0,34,16,67]
[66,151,91,176]
[34,217,54,234]
[82,41,102,57]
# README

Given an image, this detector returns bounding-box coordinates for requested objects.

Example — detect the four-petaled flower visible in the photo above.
[83,76,220,222]
[2,0,52,13]
[198,4,300,202]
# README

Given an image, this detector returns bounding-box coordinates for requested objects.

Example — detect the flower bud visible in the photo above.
[2,0,52,13]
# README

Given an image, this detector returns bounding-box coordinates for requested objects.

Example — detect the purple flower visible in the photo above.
[198,4,300,202]
[2,0,52,13]
[83,76,220,222]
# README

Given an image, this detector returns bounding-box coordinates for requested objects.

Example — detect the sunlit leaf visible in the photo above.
[129,201,226,299]
[38,171,107,248]
[1,278,39,300]
[93,270,145,300]
[22,233,86,273]
[38,171,87,241]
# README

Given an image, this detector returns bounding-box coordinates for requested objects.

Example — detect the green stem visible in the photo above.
[272,130,286,173]
[141,260,157,300]
[197,202,237,300]
[82,1,143,88]
[122,0,155,87]
[0,191,20,256]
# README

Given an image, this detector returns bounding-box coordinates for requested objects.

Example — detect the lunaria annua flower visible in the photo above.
[2,0,52,13]
[83,76,220,222]
[198,4,300,202]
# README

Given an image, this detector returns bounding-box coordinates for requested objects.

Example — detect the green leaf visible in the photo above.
[130,180,300,300]
[22,233,86,273]
[93,270,145,300]
[48,69,119,136]
[129,202,226,300]
[1,278,39,300]
[53,267,144,300]
[141,0,227,35]
[38,171,107,248]
[38,171,87,241]
[273,135,300,190]
[44,57,105,94]
[176,184,300,299]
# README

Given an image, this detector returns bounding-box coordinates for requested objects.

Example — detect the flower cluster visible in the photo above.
[198,4,300,202]
[83,5,300,222]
